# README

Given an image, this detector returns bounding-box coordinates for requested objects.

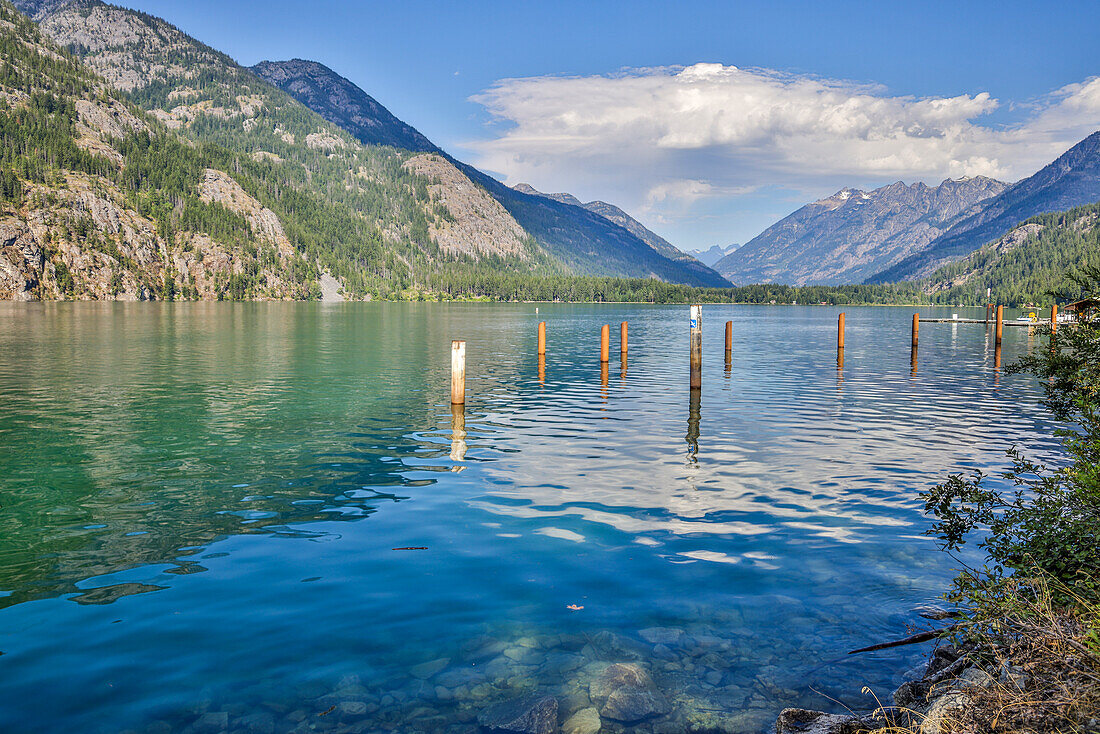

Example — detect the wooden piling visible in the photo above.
[911,313,919,348]
[620,321,628,354]
[995,305,1004,346]
[537,321,546,355]
[837,312,846,350]
[690,305,702,389]
[450,340,466,405]
[600,324,610,363]
[1051,304,1058,334]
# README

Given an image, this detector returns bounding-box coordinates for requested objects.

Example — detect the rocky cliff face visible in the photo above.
[402,154,531,259]
[715,177,1007,285]
[0,163,309,302]
[870,130,1100,282]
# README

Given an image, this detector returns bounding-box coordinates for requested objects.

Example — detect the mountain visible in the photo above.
[16,0,547,299]
[714,177,1007,286]
[922,201,1100,306]
[511,182,718,271]
[6,0,726,301]
[250,59,439,154]
[685,243,740,267]
[0,1,317,300]
[254,59,729,287]
[870,131,1100,283]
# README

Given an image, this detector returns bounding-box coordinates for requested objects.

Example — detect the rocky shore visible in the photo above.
[776,641,1022,734]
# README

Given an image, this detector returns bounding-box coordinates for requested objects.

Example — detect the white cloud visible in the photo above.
[463,64,1100,241]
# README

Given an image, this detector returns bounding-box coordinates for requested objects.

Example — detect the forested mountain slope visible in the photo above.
[871,131,1100,283]
[250,59,440,154]
[923,202,1100,306]
[0,1,321,300]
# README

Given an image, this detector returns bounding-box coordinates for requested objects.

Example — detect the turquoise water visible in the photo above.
[0,303,1057,733]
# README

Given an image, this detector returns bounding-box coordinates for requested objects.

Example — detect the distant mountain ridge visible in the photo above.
[715,176,1007,285]
[685,243,740,267]
[511,183,709,268]
[869,130,1100,282]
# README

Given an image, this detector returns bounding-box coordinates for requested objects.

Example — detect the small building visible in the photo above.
[1063,297,1100,322]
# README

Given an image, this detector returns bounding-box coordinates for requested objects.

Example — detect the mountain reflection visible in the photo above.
[0,304,480,609]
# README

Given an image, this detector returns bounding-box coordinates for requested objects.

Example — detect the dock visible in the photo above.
[918,318,1050,327]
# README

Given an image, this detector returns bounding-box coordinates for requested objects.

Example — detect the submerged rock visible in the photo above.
[774,708,863,734]
[562,707,601,734]
[410,657,451,680]
[639,627,685,646]
[589,662,670,724]
[477,694,558,734]
[192,712,229,734]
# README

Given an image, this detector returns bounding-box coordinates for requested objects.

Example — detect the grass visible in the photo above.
[849,574,1100,734]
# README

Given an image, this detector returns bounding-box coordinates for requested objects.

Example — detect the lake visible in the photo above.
[0,302,1059,733]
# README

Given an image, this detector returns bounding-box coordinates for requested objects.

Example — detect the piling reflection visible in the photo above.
[836,348,844,393]
[686,388,701,461]
[538,353,545,385]
[450,403,467,462]
[620,352,627,380]
[910,345,918,375]
[600,361,609,405]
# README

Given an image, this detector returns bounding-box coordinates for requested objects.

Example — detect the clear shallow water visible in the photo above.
[0,303,1060,733]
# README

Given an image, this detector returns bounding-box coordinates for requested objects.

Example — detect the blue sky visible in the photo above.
[122,0,1099,250]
